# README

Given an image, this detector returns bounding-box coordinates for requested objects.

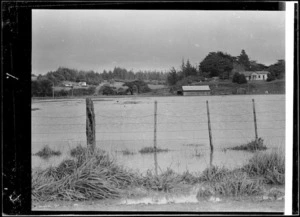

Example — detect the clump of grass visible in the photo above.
[198,170,264,198]
[32,149,138,201]
[197,166,264,197]
[69,145,88,158]
[228,138,267,152]
[120,149,135,155]
[200,166,230,182]
[139,147,169,154]
[242,150,285,185]
[138,168,182,192]
[34,145,61,159]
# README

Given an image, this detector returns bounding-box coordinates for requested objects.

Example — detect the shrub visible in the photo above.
[34,146,61,159]
[266,73,276,82]
[102,86,116,95]
[232,72,247,84]
[227,138,267,152]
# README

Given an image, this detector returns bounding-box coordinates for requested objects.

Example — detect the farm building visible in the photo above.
[240,71,269,81]
[182,85,211,96]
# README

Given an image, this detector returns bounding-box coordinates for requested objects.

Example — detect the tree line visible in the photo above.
[34,67,167,86]
[166,49,285,86]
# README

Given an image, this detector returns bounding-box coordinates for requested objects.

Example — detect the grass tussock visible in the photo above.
[32,149,138,201]
[228,138,267,152]
[70,145,87,158]
[242,150,285,185]
[198,166,264,197]
[34,146,61,159]
[138,169,199,192]
[120,149,135,155]
[139,147,169,154]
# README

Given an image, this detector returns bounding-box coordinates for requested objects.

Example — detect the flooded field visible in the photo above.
[32,95,285,174]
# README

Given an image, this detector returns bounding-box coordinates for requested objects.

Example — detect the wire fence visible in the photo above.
[31,98,285,151]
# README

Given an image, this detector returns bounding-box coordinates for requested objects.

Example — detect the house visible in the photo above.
[182,85,211,96]
[250,71,269,81]
[240,71,269,81]
[78,81,87,87]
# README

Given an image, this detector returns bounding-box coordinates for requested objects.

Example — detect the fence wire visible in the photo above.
[32,99,285,146]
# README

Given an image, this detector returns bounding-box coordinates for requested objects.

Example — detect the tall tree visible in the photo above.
[238,49,251,70]
[199,52,233,78]
[167,67,179,85]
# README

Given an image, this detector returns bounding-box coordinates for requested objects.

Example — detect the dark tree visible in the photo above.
[268,59,285,79]
[200,52,233,78]
[167,67,179,85]
[238,49,251,70]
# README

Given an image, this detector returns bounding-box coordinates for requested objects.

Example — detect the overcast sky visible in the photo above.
[32,10,285,75]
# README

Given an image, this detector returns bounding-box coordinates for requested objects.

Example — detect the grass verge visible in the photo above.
[139,147,169,154]
[32,147,284,201]
[227,138,267,152]
[34,146,61,159]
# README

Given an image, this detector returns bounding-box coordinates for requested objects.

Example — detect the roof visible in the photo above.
[182,85,210,91]
[251,71,269,75]
[240,71,269,76]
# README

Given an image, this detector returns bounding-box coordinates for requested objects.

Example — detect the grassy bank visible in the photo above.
[32,146,284,202]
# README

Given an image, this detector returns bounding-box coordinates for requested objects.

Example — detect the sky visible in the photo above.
[32,10,285,75]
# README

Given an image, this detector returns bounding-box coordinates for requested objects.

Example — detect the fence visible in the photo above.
[32,97,285,173]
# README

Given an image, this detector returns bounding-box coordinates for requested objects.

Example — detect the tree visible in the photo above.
[268,59,285,79]
[238,49,251,70]
[249,60,267,71]
[266,72,275,82]
[167,67,179,85]
[200,52,233,78]
[185,59,197,76]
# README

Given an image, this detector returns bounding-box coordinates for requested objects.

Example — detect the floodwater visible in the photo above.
[32,95,285,174]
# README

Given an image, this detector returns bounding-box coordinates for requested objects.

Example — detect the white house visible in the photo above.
[182,85,211,96]
[250,71,269,81]
[78,82,87,87]
[240,71,269,81]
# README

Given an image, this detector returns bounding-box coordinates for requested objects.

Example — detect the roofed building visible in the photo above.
[240,71,269,81]
[182,85,211,96]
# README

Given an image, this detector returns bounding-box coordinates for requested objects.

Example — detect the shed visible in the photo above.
[182,85,211,96]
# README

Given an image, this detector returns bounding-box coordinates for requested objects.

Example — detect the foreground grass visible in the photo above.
[34,146,61,159]
[139,147,169,154]
[227,138,267,152]
[32,147,284,202]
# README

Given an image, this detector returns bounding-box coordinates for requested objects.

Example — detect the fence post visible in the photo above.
[252,99,258,140]
[206,100,214,153]
[86,98,96,152]
[154,100,158,176]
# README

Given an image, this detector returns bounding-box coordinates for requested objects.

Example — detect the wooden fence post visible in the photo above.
[154,100,158,176]
[252,99,258,140]
[86,98,96,152]
[206,100,214,153]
